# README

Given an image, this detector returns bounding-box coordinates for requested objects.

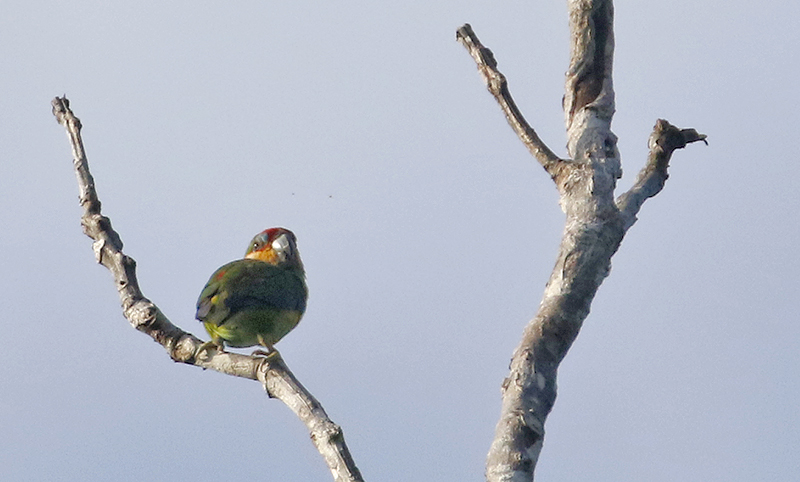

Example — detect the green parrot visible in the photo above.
[196,227,307,356]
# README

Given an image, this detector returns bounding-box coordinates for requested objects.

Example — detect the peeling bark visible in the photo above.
[458,1,705,480]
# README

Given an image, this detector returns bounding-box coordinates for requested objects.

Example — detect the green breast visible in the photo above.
[203,308,303,348]
[196,258,307,348]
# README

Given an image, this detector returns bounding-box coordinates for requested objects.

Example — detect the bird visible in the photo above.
[195,227,307,358]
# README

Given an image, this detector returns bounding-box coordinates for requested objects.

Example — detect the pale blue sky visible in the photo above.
[2,1,798,481]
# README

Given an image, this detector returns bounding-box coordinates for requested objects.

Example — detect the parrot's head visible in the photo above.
[245,227,304,271]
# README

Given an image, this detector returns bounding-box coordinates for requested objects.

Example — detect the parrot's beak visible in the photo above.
[271,233,294,263]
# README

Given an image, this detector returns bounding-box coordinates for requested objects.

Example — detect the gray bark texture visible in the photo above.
[458,1,706,481]
[52,1,706,478]
[51,97,364,482]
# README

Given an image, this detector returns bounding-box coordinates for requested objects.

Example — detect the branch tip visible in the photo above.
[681,128,708,146]
[457,23,562,176]
[652,119,708,152]
[617,119,707,230]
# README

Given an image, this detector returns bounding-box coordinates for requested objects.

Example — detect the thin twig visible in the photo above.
[52,96,363,482]
[456,24,564,179]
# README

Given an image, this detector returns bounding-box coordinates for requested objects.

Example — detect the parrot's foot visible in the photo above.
[253,335,279,360]
[251,347,281,362]
[195,340,224,361]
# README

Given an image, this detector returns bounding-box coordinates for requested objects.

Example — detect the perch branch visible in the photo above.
[456,23,564,179]
[260,357,363,481]
[52,96,363,482]
[616,119,707,230]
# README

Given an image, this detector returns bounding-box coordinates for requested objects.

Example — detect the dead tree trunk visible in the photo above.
[457,2,706,481]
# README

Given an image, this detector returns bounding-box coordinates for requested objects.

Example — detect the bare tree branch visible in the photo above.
[52,96,364,482]
[471,4,621,478]
[456,23,564,180]
[564,0,616,134]
[617,119,708,230]
[260,356,364,482]
[459,2,705,481]
[562,0,620,200]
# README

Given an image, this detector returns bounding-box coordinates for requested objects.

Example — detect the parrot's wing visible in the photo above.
[196,263,232,323]
[196,259,307,327]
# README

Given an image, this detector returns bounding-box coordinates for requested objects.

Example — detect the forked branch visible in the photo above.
[457,3,705,481]
[52,96,363,482]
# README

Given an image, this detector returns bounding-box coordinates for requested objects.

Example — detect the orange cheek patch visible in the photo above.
[245,248,278,264]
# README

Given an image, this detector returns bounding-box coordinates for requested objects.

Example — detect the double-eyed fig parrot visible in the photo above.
[196,227,307,355]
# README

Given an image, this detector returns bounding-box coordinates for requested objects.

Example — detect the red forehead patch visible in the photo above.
[261,227,281,239]
[259,227,293,241]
